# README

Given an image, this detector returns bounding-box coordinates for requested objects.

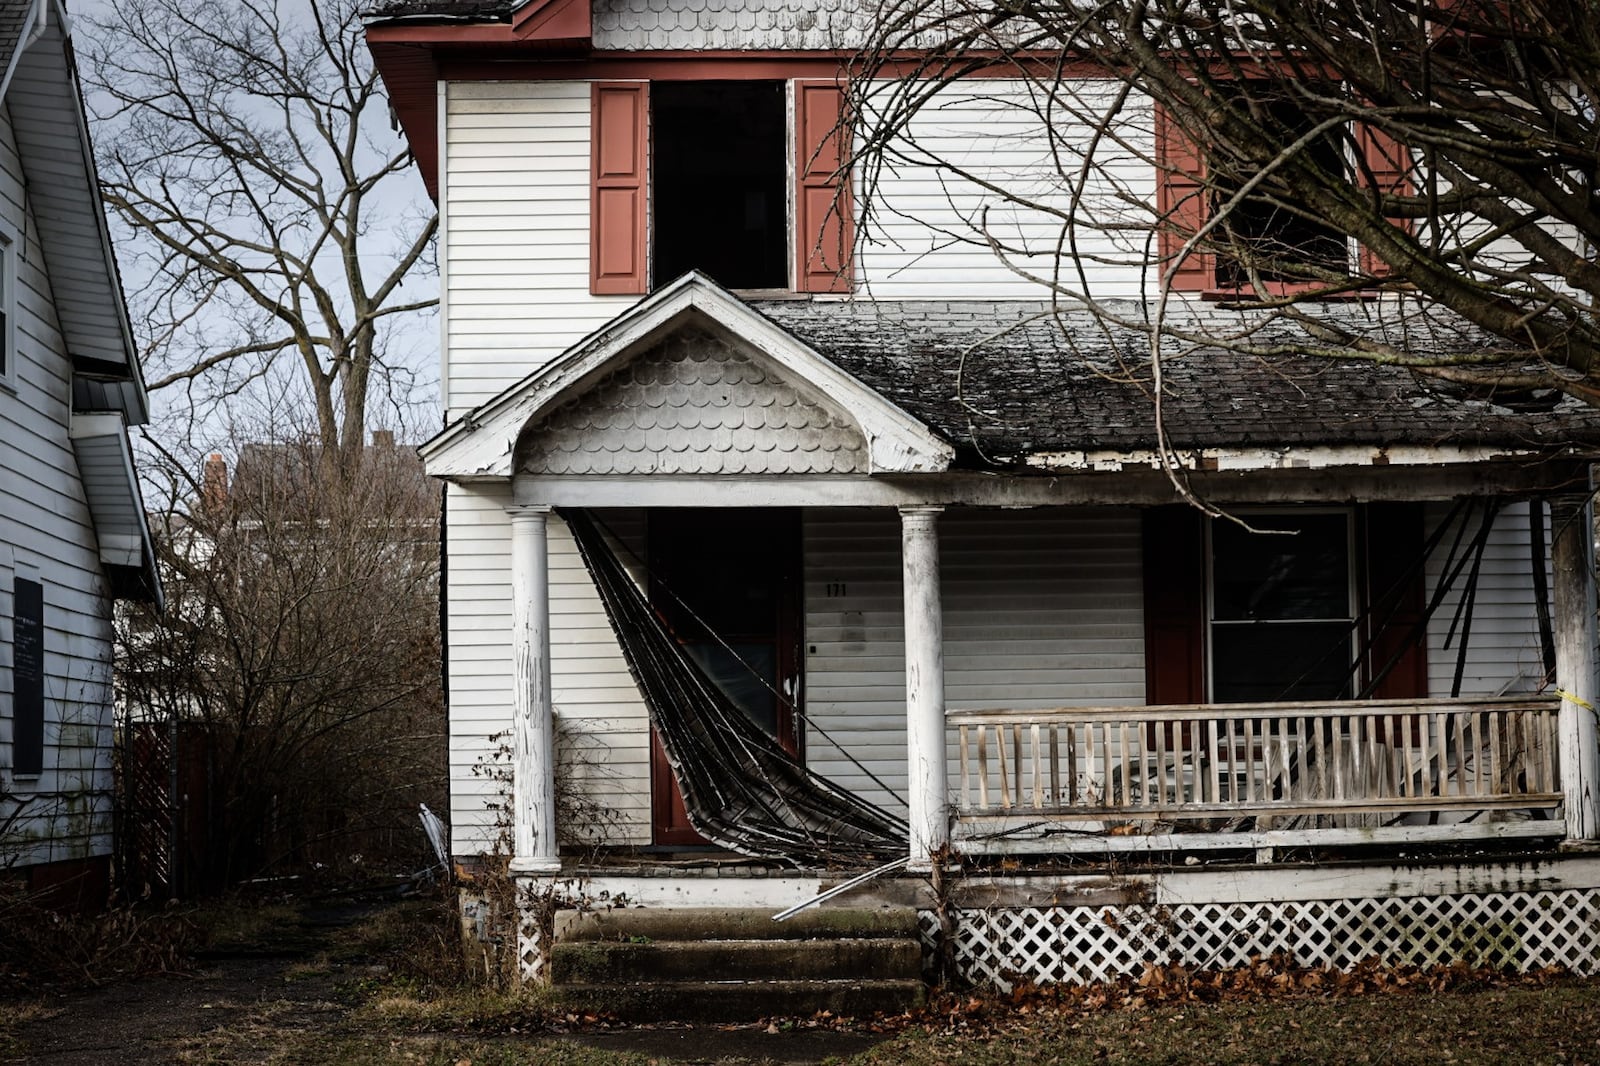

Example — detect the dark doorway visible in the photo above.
[652,81,788,290]
[646,508,803,845]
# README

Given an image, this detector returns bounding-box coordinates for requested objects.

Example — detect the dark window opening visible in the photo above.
[1212,95,1350,288]
[13,576,44,775]
[652,81,788,290]
[1209,512,1354,703]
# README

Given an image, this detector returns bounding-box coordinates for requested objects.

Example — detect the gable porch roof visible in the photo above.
[420,271,956,480]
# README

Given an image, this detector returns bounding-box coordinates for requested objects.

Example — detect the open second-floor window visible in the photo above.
[653,82,788,290]
[1156,95,1407,295]
[590,78,851,296]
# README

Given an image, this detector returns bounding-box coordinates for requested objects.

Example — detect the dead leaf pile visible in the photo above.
[916,957,1575,1037]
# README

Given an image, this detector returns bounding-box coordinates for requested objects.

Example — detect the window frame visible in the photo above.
[1155,99,1409,298]
[590,78,852,296]
[1203,507,1360,704]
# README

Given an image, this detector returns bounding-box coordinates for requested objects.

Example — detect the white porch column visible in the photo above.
[507,504,560,874]
[901,505,948,870]
[1551,493,1600,842]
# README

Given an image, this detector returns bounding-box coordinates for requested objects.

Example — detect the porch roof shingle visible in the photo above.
[751,300,1600,468]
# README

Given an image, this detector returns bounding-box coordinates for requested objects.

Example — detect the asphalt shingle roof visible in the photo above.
[751,300,1600,468]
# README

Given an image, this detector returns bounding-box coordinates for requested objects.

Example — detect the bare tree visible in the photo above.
[83,0,438,469]
[116,433,444,890]
[849,0,1600,405]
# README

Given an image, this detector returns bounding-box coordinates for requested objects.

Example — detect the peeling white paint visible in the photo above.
[1025,444,1542,473]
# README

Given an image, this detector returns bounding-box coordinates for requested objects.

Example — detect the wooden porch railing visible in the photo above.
[949,697,1564,853]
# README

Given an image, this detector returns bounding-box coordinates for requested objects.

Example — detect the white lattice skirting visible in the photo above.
[923,890,1600,991]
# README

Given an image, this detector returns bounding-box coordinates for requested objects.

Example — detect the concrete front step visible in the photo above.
[550,936,922,983]
[552,978,928,1023]
[549,907,929,1020]
[555,905,921,943]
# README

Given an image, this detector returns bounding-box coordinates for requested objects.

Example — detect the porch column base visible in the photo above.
[511,871,561,986]
[901,505,949,871]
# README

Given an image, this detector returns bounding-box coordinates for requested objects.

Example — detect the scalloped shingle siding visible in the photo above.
[518,328,868,475]
[592,0,872,51]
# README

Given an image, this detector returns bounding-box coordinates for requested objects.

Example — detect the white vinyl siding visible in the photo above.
[1422,500,1553,698]
[0,101,116,872]
[856,81,1155,301]
[445,498,1561,854]
[444,81,634,416]
[803,507,1147,814]
[441,80,1158,419]
[444,486,650,857]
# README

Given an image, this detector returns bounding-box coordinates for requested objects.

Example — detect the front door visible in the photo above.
[646,509,803,845]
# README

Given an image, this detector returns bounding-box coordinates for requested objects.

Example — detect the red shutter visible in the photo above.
[1154,104,1212,293]
[1356,123,1412,278]
[1362,503,1430,700]
[1142,506,1207,706]
[794,80,853,294]
[591,82,648,295]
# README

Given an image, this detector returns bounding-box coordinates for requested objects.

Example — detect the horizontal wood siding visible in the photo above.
[444,500,1562,853]
[444,486,649,858]
[0,102,115,872]
[445,81,634,415]
[803,507,1146,814]
[1423,500,1553,698]
[857,81,1154,301]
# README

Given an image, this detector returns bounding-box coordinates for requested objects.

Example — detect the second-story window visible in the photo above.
[1156,96,1407,295]
[590,78,851,296]
[653,81,788,290]
[1209,95,1351,289]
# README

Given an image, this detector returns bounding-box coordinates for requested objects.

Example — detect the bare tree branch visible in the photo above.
[83,0,438,467]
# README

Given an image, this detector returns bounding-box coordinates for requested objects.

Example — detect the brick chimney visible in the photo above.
[371,429,395,448]
[201,452,227,513]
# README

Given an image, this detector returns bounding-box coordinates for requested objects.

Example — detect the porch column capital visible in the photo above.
[900,504,948,871]
[1549,492,1600,842]
[508,503,561,874]
[898,504,944,527]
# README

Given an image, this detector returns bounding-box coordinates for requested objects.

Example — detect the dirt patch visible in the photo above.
[0,897,896,1066]
[568,1027,889,1064]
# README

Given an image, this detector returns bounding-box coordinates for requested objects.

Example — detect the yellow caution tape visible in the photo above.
[1555,688,1598,712]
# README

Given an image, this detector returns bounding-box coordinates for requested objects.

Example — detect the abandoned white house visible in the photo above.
[0,0,161,909]
[366,0,1600,999]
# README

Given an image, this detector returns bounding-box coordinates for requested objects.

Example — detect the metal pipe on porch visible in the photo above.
[1552,493,1600,842]
[507,504,561,873]
[901,505,949,870]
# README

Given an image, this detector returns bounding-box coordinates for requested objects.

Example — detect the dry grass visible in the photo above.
[863,978,1600,1066]
[10,893,1600,1066]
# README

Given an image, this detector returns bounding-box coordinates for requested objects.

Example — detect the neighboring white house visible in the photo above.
[0,0,160,910]
[366,0,1600,986]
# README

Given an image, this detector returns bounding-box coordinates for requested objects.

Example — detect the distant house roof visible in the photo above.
[753,299,1600,468]
[230,436,436,518]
